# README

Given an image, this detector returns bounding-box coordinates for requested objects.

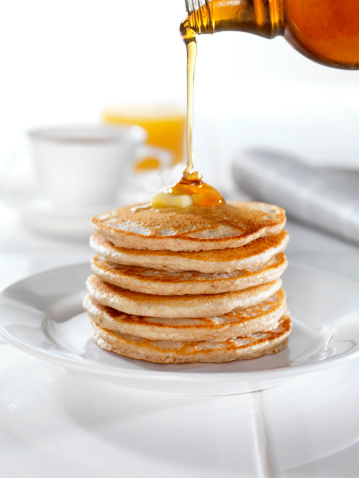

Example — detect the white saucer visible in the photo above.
[17,198,115,239]
[1,262,359,396]
[6,193,150,240]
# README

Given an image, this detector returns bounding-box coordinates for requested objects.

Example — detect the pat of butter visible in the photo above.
[152,192,193,208]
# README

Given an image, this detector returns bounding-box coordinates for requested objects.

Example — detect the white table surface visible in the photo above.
[1,201,359,478]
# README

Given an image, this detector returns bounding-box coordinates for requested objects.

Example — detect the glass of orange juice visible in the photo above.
[103,104,186,172]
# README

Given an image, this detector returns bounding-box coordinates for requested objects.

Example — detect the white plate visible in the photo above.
[1,262,359,396]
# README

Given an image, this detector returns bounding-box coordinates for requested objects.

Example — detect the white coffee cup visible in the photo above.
[27,124,169,209]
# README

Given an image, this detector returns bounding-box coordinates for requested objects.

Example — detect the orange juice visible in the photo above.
[103,105,186,170]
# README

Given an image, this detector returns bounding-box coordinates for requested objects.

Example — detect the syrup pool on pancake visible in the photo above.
[151,172,225,208]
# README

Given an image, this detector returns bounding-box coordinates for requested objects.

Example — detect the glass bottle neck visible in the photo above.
[186,0,207,14]
[184,0,213,36]
[185,0,207,14]
[184,0,283,39]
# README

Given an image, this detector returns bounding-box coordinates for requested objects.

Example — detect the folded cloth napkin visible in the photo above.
[232,149,359,245]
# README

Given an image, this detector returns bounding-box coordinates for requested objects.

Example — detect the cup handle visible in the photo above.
[135,144,173,171]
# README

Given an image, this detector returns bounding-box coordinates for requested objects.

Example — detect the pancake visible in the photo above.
[86,274,282,319]
[83,289,287,341]
[91,201,286,251]
[91,315,291,363]
[90,230,289,273]
[91,253,287,295]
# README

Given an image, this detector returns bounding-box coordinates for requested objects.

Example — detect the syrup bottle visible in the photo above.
[181,0,359,69]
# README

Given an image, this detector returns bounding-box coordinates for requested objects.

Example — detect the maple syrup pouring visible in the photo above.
[184,37,197,180]
[150,16,224,209]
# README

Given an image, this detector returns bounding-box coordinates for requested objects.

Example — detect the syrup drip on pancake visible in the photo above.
[152,175,224,208]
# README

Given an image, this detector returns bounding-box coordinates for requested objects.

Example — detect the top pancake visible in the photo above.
[91,201,286,251]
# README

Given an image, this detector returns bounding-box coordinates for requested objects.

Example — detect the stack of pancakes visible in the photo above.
[84,201,291,363]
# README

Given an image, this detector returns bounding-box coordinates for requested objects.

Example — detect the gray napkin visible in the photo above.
[232,149,359,245]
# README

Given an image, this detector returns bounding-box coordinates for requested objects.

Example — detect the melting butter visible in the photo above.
[152,193,193,208]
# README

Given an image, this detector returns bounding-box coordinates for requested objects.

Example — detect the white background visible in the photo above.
[1,5,359,475]
[1,0,359,180]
